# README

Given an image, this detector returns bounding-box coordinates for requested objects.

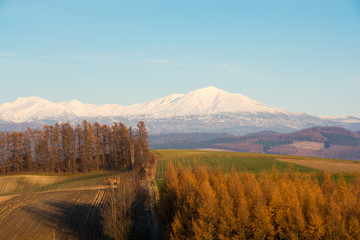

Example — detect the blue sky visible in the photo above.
[1,0,359,117]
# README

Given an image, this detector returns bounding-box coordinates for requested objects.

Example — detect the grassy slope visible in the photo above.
[0,171,123,196]
[153,149,316,179]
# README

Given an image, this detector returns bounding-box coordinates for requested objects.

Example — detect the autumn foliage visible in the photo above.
[156,165,360,239]
[0,121,154,173]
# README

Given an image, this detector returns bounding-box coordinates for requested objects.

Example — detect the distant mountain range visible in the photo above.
[150,127,360,160]
[0,86,359,134]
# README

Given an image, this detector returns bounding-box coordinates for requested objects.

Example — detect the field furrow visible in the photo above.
[155,149,316,179]
[0,187,109,240]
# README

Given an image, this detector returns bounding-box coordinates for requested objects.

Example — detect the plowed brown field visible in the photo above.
[0,186,108,240]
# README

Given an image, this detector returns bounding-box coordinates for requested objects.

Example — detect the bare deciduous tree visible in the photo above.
[101,172,145,240]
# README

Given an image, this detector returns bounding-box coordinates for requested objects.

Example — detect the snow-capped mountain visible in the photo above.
[0,86,359,134]
[0,86,286,122]
[121,86,288,117]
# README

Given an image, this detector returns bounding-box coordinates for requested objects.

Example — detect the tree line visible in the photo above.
[0,120,153,174]
[156,165,360,240]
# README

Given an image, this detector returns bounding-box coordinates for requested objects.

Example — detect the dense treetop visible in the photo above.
[0,121,153,174]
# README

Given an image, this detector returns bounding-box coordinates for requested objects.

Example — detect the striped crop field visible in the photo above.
[0,186,109,239]
[0,171,129,239]
[153,149,316,179]
[0,171,123,196]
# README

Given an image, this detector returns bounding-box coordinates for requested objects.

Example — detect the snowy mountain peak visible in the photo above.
[190,86,226,94]
[179,86,286,114]
[121,86,287,116]
[64,99,83,105]
[0,86,288,122]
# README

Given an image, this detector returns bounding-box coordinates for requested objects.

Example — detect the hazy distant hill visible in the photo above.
[151,127,360,160]
[150,132,234,145]
[150,130,278,150]
[0,87,359,134]
[0,122,45,132]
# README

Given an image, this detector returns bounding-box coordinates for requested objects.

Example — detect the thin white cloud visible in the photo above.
[214,63,238,70]
[143,59,174,64]
[46,54,116,62]
[0,64,17,68]
[0,53,16,57]
[0,58,71,70]
[0,53,177,68]
[217,63,232,67]
[45,54,175,65]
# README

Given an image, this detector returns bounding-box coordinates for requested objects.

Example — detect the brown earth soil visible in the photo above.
[276,157,360,172]
[0,186,109,240]
[0,195,18,204]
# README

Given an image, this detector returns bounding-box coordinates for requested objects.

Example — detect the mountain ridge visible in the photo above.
[0,86,289,122]
[0,86,359,134]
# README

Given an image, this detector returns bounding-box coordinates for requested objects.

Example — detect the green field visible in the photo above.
[153,149,316,179]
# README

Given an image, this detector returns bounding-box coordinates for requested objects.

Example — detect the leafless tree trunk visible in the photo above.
[101,172,145,240]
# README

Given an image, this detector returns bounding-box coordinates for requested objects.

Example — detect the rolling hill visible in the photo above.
[151,127,360,160]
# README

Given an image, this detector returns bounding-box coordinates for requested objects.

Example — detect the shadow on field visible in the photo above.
[22,200,108,240]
